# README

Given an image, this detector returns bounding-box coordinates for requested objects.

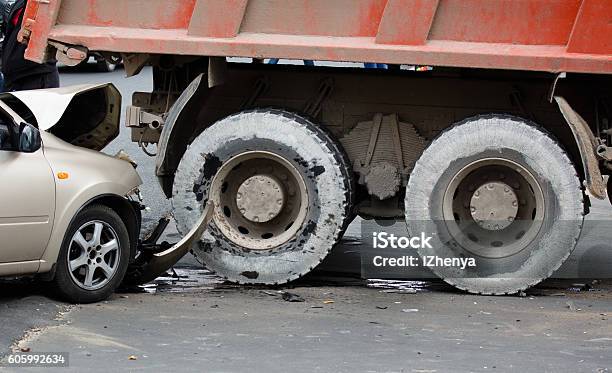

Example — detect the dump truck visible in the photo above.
[18,0,612,294]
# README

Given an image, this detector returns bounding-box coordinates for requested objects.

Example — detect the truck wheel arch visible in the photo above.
[156,58,229,198]
[155,74,209,198]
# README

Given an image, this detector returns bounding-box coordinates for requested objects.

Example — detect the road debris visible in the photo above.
[381,288,417,294]
[566,301,581,311]
[281,292,305,302]
[402,308,419,313]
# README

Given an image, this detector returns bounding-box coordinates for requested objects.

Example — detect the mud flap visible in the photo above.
[554,96,607,199]
[124,202,214,285]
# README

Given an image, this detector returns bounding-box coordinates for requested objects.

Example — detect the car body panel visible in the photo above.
[0,149,56,264]
[37,132,142,273]
[0,99,56,271]
[0,260,40,277]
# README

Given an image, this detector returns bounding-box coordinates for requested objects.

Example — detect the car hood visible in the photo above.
[0,83,122,151]
[41,131,143,193]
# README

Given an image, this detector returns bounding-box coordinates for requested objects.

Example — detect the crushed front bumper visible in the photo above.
[123,201,214,285]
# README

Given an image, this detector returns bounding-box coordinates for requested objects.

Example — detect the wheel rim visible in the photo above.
[210,151,309,250]
[67,221,121,290]
[442,158,545,259]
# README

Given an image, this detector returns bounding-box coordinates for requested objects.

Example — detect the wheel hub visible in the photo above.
[443,158,545,259]
[209,151,309,250]
[236,175,285,223]
[470,181,518,231]
[68,221,120,291]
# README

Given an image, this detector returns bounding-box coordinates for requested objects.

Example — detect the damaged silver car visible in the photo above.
[0,83,213,303]
[0,83,143,303]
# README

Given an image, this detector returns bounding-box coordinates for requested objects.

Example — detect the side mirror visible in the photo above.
[17,123,42,153]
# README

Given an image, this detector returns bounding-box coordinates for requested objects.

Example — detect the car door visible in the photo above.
[0,101,55,263]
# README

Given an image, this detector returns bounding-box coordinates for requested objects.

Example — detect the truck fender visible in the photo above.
[155,74,208,197]
[155,58,229,197]
[554,96,607,199]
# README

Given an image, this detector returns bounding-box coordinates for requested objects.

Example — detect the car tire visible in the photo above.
[53,205,131,303]
[405,115,584,295]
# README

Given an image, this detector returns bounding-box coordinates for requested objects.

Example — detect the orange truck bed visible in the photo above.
[21,0,612,74]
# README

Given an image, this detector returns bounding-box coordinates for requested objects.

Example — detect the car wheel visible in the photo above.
[53,205,131,303]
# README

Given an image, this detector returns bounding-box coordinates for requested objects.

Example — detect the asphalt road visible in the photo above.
[0,63,611,372]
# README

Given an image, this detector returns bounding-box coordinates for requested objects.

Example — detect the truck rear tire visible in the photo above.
[608,176,612,206]
[173,109,353,284]
[405,115,584,295]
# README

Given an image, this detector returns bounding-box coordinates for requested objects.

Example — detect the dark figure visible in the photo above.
[1,0,58,91]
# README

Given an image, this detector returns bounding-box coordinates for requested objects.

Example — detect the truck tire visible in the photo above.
[608,176,612,206]
[404,115,584,295]
[173,109,353,284]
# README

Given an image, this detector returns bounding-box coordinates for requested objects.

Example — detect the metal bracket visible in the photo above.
[596,145,612,162]
[362,113,383,169]
[554,96,607,199]
[126,106,165,129]
[48,41,88,66]
[126,106,165,146]
[122,53,150,77]
[548,72,566,103]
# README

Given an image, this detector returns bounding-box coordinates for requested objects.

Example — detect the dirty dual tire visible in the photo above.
[173,109,353,284]
[405,115,584,295]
